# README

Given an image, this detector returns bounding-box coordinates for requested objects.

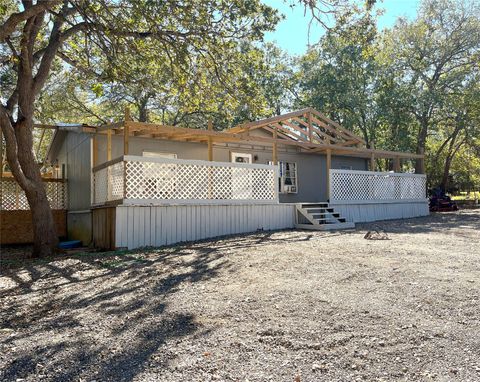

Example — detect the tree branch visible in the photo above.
[0,0,61,42]
[0,104,32,189]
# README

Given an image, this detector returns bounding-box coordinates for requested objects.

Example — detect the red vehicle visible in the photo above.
[429,187,459,212]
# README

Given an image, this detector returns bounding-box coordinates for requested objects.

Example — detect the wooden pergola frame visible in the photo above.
[38,107,424,176]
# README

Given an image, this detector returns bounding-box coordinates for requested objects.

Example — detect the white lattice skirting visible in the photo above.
[330,169,426,203]
[93,156,279,205]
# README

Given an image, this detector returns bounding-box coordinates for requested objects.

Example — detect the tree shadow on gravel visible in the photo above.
[0,246,224,382]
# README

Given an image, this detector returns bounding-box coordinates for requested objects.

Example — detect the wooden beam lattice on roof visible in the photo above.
[227,108,365,150]
[82,109,422,161]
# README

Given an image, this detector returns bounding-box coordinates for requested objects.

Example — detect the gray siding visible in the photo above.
[54,132,367,213]
[95,135,208,163]
[95,135,367,203]
[53,131,92,244]
[56,131,92,211]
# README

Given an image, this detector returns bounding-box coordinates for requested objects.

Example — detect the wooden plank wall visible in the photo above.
[92,207,116,250]
[330,201,429,223]
[114,204,295,250]
[1,210,66,245]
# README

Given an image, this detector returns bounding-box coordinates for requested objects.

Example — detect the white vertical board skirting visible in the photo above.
[330,201,429,223]
[115,203,295,249]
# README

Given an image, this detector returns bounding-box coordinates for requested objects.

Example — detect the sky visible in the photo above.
[262,0,421,55]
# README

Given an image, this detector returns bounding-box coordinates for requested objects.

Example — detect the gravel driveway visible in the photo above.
[1,210,479,381]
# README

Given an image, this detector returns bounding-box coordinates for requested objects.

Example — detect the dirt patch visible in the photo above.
[1,210,479,381]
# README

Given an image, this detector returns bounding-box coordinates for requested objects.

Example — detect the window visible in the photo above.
[279,161,298,193]
[142,151,177,159]
[340,165,353,170]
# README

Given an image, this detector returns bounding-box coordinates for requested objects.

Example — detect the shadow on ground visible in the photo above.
[1,210,478,381]
[0,245,226,381]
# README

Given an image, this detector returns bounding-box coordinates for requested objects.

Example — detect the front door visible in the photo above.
[231,152,253,199]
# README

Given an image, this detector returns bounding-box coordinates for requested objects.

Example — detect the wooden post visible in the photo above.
[107,128,112,201]
[123,107,131,199]
[418,147,425,174]
[207,119,214,199]
[207,119,213,161]
[326,149,332,201]
[273,126,278,164]
[370,141,376,171]
[124,106,131,156]
[394,156,401,173]
[307,112,313,142]
[107,128,112,161]
[92,134,98,167]
[36,127,46,162]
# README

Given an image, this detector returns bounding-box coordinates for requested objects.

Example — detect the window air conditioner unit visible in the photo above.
[283,185,297,194]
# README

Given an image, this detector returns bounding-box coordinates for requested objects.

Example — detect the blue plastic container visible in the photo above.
[58,240,82,249]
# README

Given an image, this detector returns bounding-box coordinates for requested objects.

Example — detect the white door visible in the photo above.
[141,151,177,199]
[231,152,253,199]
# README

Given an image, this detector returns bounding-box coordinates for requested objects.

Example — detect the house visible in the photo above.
[1,108,428,248]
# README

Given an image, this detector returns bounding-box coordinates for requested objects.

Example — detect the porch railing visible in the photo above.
[92,155,279,205]
[330,169,427,203]
[1,176,67,210]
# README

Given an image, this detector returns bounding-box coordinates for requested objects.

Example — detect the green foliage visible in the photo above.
[4,0,478,190]
[296,5,382,146]
[296,0,480,179]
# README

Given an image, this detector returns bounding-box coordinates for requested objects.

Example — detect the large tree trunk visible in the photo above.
[17,120,58,257]
[0,4,65,257]
[440,155,453,192]
[1,116,59,257]
[415,119,428,174]
[138,101,148,122]
[25,176,59,257]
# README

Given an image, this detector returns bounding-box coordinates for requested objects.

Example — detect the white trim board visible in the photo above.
[121,199,281,206]
[124,154,277,170]
[329,198,429,205]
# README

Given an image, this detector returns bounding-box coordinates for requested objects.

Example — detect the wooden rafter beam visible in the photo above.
[96,122,125,131]
[308,108,366,144]
[89,120,422,159]
[279,120,310,140]
[228,108,311,133]
[265,123,310,143]
[289,117,345,145]
[308,115,353,143]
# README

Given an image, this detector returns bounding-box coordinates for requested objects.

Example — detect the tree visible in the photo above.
[296,6,381,146]
[380,0,480,172]
[426,75,480,190]
[0,0,279,257]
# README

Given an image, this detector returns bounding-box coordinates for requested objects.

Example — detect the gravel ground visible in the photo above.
[0,210,479,382]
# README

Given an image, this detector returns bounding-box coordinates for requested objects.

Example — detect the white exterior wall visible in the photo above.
[115,203,295,249]
[330,200,429,223]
